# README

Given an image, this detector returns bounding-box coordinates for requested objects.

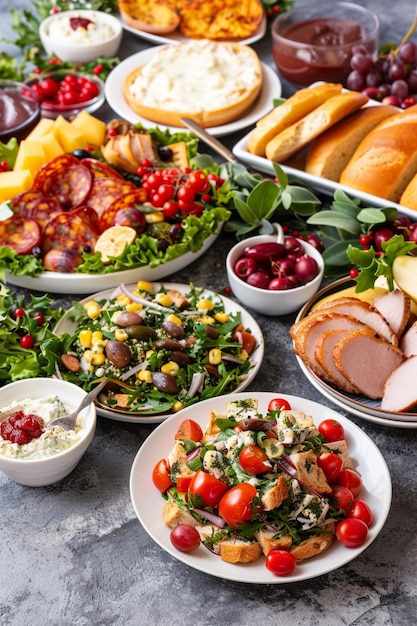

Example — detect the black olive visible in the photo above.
[158,146,173,161]
[31,246,42,259]
[157,238,170,252]
[83,244,92,253]
[168,223,184,241]
[72,148,92,160]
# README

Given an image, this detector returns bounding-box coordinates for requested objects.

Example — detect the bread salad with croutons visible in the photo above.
[153,398,373,576]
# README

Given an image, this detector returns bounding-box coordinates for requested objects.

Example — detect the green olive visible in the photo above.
[124,325,157,340]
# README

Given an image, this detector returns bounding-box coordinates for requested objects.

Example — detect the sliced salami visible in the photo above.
[18,196,64,230]
[99,189,148,232]
[80,157,125,180]
[0,214,41,254]
[32,154,80,192]
[12,190,44,214]
[43,164,93,209]
[84,177,136,217]
[42,206,100,254]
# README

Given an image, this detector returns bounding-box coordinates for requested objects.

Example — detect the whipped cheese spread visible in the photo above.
[127,40,262,112]
[0,396,84,460]
[46,11,115,45]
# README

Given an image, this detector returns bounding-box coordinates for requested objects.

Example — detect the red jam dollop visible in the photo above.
[0,410,44,445]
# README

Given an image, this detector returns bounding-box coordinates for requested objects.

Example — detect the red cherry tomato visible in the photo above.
[346,499,373,527]
[336,518,368,548]
[232,327,257,355]
[170,524,201,553]
[318,419,345,443]
[174,419,203,442]
[176,476,192,494]
[218,482,257,526]
[335,468,363,498]
[177,185,196,204]
[187,170,209,193]
[189,470,228,508]
[316,451,343,483]
[239,444,270,474]
[330,485,354,511]
[152,458,172,493]
[266,549,297,576]
[267,398,292,412]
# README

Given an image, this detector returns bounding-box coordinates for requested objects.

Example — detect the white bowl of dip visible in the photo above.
[39,10,122,63]
[0,378,96,487]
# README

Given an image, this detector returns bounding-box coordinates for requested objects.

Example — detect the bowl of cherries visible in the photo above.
[226,232,324,316]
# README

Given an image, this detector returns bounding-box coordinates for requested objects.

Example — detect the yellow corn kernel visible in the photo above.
[145,211,164,224]
[197,298,214,311]
[173,401,184,412]
[79,329,92,348]
[126,302,143,312]
[91,330,103,344]
[85,301,101,319]
[166,313,182,325]
[137,280,153,292]
[146,349,155,358]
[116,295,131,306]
[138,369,153,383]
[209,348,222,365]
[155,292,173,307]
[240,349,249,361]
[83,350,93,363]
[161,361,180,376]
[92,351,106,366]
[214,312,229,323]
[198,314,215,325]
[114,329,128,341]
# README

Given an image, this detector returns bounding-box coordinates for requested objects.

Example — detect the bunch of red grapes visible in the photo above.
[346,40,417,108]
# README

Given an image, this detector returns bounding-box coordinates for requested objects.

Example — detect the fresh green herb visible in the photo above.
[0,138,19,170]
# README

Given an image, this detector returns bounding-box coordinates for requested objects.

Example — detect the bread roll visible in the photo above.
[305,104,398,181]
[340,104,417,202]
[118,0,180,34]
[400,171,417,209]
[265,91,369,163]
[123,41,262,128]
[247,82,343,157]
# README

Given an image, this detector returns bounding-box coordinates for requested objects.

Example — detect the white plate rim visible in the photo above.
[54,282,265,424]
[5,230,220,295]
[129,391,392,583]
[118,13,267,47]
[104,48,281,137]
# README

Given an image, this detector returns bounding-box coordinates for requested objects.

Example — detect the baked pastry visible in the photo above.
[177,0,264,40]
[123,40,262,128]
[117,0,180,34]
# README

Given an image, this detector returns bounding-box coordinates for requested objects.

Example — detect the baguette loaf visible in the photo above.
[305,104,398,181]
[247,82,343,157]
[340,104,417,202]
[400,170,417,209]
[265,91,369,163]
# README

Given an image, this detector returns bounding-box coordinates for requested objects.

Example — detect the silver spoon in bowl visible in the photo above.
[47,377,108,431]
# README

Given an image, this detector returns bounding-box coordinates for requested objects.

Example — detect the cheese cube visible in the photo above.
[13,140,46,176]
[71,110,106,146]
[39,132,65,161]
[53,115,87,153]
[25,118,55,141]
[0,170,33,202]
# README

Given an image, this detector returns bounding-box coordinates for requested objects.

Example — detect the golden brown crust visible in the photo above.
[118,0,180,34]
[219,539,262,564]
[290,520,336,562]
[177,0,264,40]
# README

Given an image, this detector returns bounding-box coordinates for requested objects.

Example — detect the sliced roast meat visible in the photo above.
[372,289,410,338]
[317,297,398,345]
[399,320,417,357]
[314,329,362,394]
[381,355,417,412]
[333,329,405,399]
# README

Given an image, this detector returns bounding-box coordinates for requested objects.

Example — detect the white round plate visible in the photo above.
[294,277,417,428]
[104,48,281,138]
[119,13,267,47]
[54,283,264,423]
[129,391,392,583]
[5,230,220,295]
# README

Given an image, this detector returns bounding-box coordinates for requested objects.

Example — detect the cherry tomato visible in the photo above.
[174,419,203,442]
[232,327,257,355]
[189,470,228,508]
[346,499,373,527]
[177,184,196,204]
[330,485,354,511]
[152,458,172,493]
[316,451,343,483]
[318,419,345,443]
[265,549,297,576]
[187,170,209,193]
[19,335,34,349]
[335,468,363,497]
[336,518,368,548]
[176,477,192,494]
[218,482,257,526]
[170,524,201,553]
[239,444,270,474]
[267,398,292,412]
[162,200,180,219]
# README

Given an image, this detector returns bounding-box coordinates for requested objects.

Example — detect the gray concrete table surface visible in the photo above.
[0,1,417,625]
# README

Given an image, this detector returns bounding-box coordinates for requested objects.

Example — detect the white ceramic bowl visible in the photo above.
[0,378,96,487]
[39,10,122,63]
[226,234,325,316]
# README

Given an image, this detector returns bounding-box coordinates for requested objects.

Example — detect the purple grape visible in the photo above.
[388,61,407,82]
[366,69,383,87]
[346,69,366,92]
[391,79,409,100]
[350,52,373,73]
[399,41,417,64]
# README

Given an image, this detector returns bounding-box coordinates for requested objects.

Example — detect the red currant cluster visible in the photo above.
[28,73,100,107]
[137,161,224,219]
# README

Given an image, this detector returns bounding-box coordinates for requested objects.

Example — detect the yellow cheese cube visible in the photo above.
[53,115,87,153]
[0,170,33,202]
[71,110,106,146]
[39,132,65,161]
[13,140,46,176]
[25,118,55,141]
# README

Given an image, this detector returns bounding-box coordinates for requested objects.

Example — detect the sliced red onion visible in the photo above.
[120,359,149,381]
[222,354,245,364]
[193,508,226,528]
[281,453,296,469]
[187,371,206,398]
[187,446,201,462]
[276,461,323,499]
[54,363,63,379]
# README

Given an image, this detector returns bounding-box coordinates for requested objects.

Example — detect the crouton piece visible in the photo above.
[196,524,223,554]
[279,409,315,430]
[220,539,262,564]
[167,441,195,480]
[225,398,259,421]
[261,475,289,511]
[255,529,293,555]
[166,289,190,310]
[204,409,222,439]
[293,450,332,494]
[290,520,336,562]
[162,501,199,528]
[324,440,354,469]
